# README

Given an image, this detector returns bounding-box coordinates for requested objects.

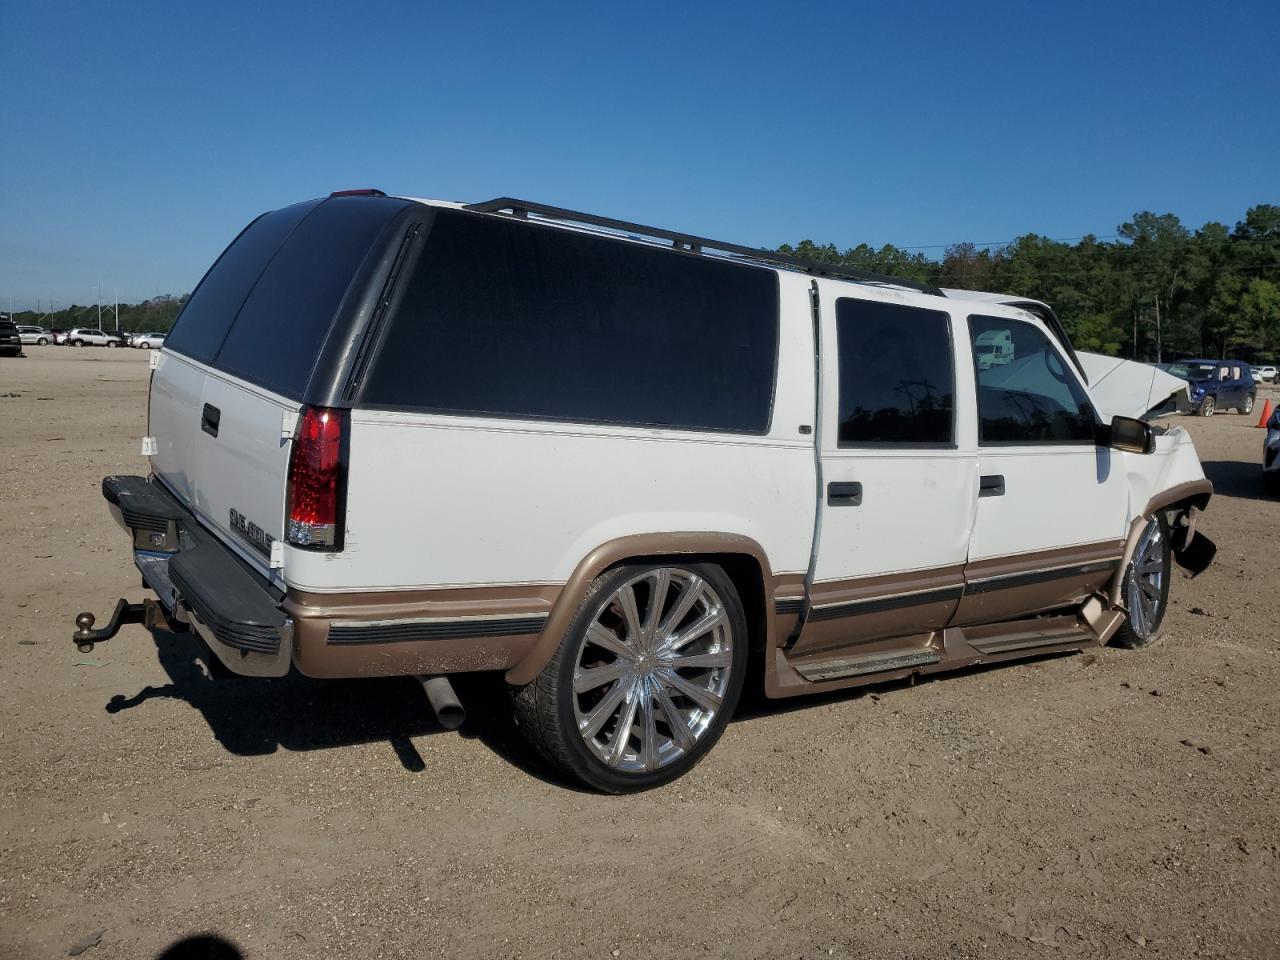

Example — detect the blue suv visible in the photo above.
[1169,359,1257,417]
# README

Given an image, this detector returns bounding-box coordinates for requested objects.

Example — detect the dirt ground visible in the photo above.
[0,348,1276,960]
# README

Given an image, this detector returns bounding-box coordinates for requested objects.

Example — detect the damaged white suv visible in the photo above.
[77,191,1215,792]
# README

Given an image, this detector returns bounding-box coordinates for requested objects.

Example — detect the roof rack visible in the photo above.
[462,197,946,298]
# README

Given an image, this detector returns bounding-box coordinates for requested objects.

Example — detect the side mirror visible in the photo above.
[1099,415,1155,455]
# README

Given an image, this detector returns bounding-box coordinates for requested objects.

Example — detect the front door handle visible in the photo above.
[827,481,862,506]
[979,474,1005,497]
[201,403,221,438]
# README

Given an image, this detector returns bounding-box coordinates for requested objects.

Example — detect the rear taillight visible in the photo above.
[286,406,348,550]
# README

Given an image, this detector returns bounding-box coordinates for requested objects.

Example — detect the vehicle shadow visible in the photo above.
[104,627,580,790]
[1200,459,1271,503]
[155,934,243,959]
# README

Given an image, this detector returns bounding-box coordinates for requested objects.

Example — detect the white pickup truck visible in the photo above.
[75,191,1216,792]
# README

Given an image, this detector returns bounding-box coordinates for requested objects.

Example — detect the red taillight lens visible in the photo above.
[286,406,347,550]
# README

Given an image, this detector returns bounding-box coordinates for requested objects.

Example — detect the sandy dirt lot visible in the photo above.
[0,348,1277,960]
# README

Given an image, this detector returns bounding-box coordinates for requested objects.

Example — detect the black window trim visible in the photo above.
[967,312,1100,448]
[351,207,783,438]
[833,295,958,450]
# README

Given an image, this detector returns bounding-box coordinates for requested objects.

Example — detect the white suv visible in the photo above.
[64,327,118,347]
[77,191,1217,792]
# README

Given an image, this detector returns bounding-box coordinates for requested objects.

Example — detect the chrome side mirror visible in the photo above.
[1099,415,1155,454]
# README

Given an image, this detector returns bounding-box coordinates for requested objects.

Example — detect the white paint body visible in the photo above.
[146,197,1211,600]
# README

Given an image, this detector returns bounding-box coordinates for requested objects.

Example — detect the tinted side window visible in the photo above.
[361,210,779,433]
[214,197,410,398]
[835,298,954,445]
[969,315,1096,444]
[164,201,318,365]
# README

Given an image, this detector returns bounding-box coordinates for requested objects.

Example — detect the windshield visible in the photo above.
[1167,362,1217,381]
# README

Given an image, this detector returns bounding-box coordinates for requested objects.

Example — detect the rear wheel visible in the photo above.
[513,562,747,793]
[1112,515,1172,649]
[1198,395,1215,417]
[1242,394,1255,415]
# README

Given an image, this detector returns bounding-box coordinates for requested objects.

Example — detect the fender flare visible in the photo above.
[504,532,777,686]
[1108,479,1214,605]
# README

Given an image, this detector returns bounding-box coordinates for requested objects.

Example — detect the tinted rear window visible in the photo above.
[165,196,409,398]
[360,210,779,433]
[164,200,318,365]
[214,198,409,398]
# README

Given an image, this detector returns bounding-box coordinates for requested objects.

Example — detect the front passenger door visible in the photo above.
[956,314,1128,626]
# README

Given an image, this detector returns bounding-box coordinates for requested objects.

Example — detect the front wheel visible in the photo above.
[1242,394,1255,415]
[73,339,85,347]
[1198,395,1215,417]
[106,340,117,348]
[1112,515,1172,649]
[141,342,152,349]
[513,562,748,793]
[37,337,48,345]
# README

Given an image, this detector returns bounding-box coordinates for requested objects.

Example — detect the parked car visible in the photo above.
[77,191,1217,792]
[17,325,52,345]
[1264,406,1280,495]
[1252,364,1277,383]
[1167,359,1257,416]
[0,317,22,356]
[63,327,119,347]
[130,332,166,349]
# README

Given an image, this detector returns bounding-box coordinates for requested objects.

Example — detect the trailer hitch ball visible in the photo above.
[75,612,98,652]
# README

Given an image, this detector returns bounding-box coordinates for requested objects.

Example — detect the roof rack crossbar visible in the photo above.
[462,197,945,297]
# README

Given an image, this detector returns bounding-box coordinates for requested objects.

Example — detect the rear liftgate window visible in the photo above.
[165,196,410,398]
[360,210,780,433]
[835,298,955,445]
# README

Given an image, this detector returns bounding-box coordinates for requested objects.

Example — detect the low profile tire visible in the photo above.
[1112,515,1172,649]
[512,562,748,793]
[1199,396,1215,417]
[1242,394,1255,416]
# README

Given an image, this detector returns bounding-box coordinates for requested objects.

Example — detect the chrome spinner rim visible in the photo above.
[1127,521,1165,638]
[572,568,733,773]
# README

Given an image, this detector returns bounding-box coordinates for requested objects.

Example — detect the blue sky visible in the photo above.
[1,0,1277,311]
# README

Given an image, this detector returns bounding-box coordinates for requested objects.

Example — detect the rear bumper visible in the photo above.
[103,476,292,677]
[101,475,545,679]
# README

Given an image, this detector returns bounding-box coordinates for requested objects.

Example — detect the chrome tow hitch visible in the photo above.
[72,598,176,653]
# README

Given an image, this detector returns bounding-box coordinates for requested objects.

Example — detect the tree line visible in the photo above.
[9,293,189,334]
[780,203,1280,360]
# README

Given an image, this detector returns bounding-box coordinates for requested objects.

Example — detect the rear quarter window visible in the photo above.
[360,210,779,433]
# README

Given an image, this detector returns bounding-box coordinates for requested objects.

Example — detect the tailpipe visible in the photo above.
[418,675,466,731]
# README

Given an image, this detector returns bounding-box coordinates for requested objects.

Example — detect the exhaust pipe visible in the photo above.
[418,675,465,730]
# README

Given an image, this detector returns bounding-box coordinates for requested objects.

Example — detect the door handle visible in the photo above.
[827,481,862,506]
[201,403,221,438]
[979,474,1005,497]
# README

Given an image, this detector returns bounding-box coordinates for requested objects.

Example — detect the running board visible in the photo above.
[793,649,941,683]
[967,628,1093,655]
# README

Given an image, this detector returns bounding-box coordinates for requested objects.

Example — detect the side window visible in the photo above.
[361,210,780,433]
[968,315,1096,445]
[835,299,954,445]
[1232,366,1242,381]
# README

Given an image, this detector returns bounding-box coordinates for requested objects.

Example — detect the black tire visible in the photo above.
[1242,393,1255,416]
[73,339,85,347]
[1265,471,1280,497]
[512,561,748,793]
[1112,515,1172,649]
[141,342,152,349]
[37,337,48,345]
[1198,395,1215,417]
[106,340,117,348]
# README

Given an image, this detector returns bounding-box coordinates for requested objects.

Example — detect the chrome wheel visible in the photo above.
[1126,521,1166,639]
[571,567,734,774]
[1243,394,1255,415]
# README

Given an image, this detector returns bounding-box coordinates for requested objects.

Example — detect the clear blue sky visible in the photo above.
[2,0,1277,311]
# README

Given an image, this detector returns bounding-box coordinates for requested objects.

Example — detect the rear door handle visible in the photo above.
[827,481,862,506]
[201,403,221,438]
[979,474,1005,497]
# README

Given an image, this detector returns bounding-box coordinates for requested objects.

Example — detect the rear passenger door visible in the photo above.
[790,293,977,658]
[955,314,1128,626]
